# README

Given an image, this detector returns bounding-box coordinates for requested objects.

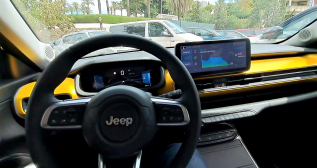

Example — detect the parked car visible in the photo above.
[184,27,236,40]
[215,30,248,38]
[106,20,203,47]
[236,28,264,37]
[54,30,117,56]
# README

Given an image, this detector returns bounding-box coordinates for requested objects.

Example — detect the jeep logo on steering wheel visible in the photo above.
[106,116,133,126]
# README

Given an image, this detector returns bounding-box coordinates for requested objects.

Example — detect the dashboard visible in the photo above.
[13,44,317,119]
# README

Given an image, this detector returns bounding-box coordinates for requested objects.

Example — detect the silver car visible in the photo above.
[54,30,117,56]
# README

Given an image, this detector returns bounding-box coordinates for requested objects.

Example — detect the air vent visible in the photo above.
[44,45,55,61]
[298,29,312,41]
[195,67,317,91]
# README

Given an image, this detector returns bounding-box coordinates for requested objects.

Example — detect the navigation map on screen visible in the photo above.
[180,41,247,74]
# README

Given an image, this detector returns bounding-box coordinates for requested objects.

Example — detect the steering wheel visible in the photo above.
[26,35,201,168]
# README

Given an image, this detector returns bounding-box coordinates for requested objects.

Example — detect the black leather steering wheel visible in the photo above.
[26,35,201,168]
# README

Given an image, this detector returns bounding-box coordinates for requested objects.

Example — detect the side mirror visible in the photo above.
[162,31,172,37]
[262,26,283,39]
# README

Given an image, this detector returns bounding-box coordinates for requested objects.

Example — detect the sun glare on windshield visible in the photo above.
[11,0,317,56]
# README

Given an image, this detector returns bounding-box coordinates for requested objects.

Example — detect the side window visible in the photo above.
[63,35,73,44]
[75,33,88,43]
[187,29,195,34]
[110,24,145,37]
[217,31,225,36]
[125,23,146,37]
[110,25,125,34]
[149,22,170,37]
[229,32,242,37]
[240,30,255,35]
[194,29,201,36]
[200,29,211,36]
[255,30,264,35]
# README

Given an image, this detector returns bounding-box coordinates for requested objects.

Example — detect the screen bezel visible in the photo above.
[175,38,251,78]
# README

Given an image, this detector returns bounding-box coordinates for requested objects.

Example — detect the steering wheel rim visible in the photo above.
[26,34,201,168]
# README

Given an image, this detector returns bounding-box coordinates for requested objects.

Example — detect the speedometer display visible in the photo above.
[79,61,163,93]
[93,66,153,91]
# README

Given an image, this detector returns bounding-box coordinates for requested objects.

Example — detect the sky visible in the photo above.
[67,0,220,15]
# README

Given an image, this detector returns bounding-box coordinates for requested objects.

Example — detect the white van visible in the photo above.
[106,20,203,47]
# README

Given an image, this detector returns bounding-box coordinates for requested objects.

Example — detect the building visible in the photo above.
[287,0,316,15]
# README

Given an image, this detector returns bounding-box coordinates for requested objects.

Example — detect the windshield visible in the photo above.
[11,0,317,57]
[163,21,187,34]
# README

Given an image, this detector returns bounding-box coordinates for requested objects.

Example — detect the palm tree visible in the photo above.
[112,2,119,15]
[106,0,110,15]
[98,0,101,14]
[127,0,130,17]
[59,0,68,14]
[81,0,95,14]
[147,0,150,18]
[67,3,74,14]
[166,0,194,20]
[133,0,139,17]
[72,2,80,14]
[118,2,125,16]
[110,6,113,14]
[81,3,87,14]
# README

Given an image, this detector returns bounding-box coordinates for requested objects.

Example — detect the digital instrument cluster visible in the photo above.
[79,62,163,92]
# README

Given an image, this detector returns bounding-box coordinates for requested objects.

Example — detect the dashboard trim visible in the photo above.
[13,78,79,118]
[75,74,96,96]
[201,89,317,124]
[199,75,317,98]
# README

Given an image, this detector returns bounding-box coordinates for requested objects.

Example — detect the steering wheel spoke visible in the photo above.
[41,97,91,129]
[151,97,190,126]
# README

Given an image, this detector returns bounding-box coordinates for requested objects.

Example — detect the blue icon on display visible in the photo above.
[142,70,151,84]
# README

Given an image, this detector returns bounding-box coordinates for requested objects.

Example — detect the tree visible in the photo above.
[81,0,95,14]
[166,0,194,20]
[12,0,74,42]
[72,2,80,14]
[184,2,210,23]
[147,0,150,18]
[129,0,145,17]
[106,0,110,15]
[118,2,125,16]
[81,3,87,14]
[249,0,287,28]
[57,0,68,14]
[98,0,101,14]
[127,0,130,16]
[205,4,214,13]
[213,0,228,29]
[67,3,74,14]
[111,1,119,15]
[110,6,113,14]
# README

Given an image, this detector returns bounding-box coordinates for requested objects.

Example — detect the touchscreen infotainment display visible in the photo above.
[175,39,250,76]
